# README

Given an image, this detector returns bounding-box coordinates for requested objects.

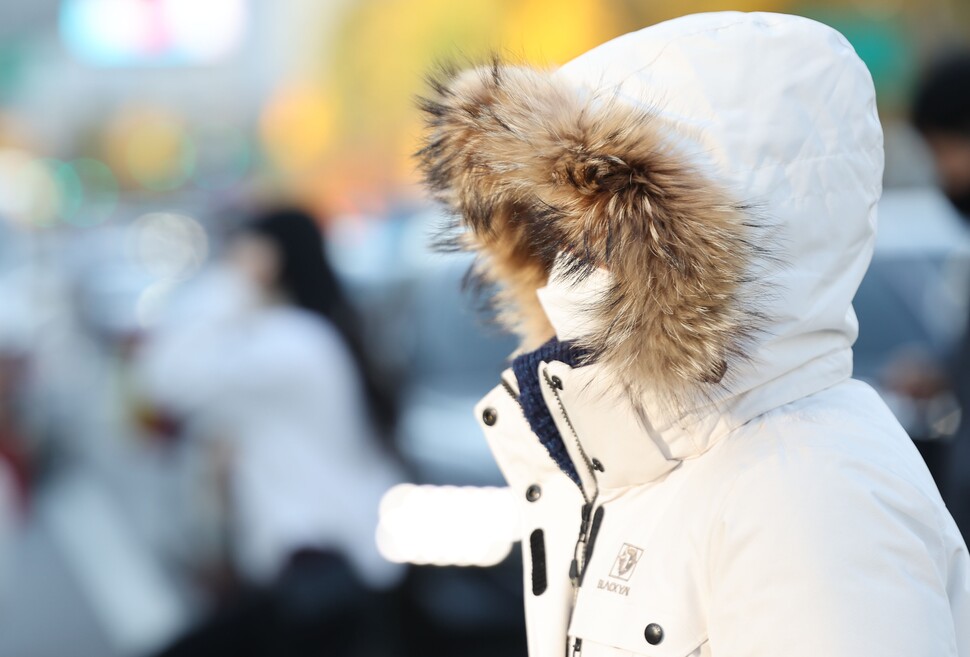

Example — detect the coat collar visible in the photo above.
[520,262,855,490]
[507,346,853,491]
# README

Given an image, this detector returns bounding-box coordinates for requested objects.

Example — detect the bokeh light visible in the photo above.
[127,211,208,327]
[60,0,147,66]
[104,108,196,192]
[61,0,248,66]
[319,0,625,209]
[44,159,85,224]
[500,0,621,63]
[70,158,120,227]
[259,84,335,175]
[0,153,122,229]
[158,0,248,63]
[0,149,61,228]
[127,211,208,282]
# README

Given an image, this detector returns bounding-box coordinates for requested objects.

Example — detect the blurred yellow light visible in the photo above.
[315,0,795,208]
[104,108,195,191]
[260,84,334,174]
[501,0,619,64]
[687,0,787,15]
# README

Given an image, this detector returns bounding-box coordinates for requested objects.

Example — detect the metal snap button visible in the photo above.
[644,623,664,645]
[525,485,542,502]
[482,407,498,426]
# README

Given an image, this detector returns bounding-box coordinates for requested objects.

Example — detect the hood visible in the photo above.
[418,12,884,411]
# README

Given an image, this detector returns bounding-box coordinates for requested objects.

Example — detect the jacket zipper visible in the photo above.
[569,499,598,657]
[540,370,602,602]
[541,371,603,657]
[541,369,599,501]
[506,369,599,657]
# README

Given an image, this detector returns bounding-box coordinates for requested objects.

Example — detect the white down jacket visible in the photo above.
[419,10,970,657]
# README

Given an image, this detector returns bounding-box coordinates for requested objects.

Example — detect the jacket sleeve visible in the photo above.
[707,450,961,656]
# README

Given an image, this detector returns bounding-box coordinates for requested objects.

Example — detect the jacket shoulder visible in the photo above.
[717,379,941,508]
[702,380,967,655]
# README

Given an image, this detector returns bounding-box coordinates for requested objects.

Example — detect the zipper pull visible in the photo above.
[576,503,592,548]
[570,503,592,588]
[571,638,583,657]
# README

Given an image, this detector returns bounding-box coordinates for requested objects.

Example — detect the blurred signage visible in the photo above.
[60,0,248,66]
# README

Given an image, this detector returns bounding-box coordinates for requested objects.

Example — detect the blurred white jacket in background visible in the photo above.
[138,269,403,589]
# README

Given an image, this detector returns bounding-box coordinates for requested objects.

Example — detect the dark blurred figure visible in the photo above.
[140,207,404,657]
[242,208,400,441]
[913,51,970,539]
[0,352,26,592]
[913,51,970,218]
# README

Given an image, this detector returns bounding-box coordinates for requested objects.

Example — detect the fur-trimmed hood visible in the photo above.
[418,12,883,407]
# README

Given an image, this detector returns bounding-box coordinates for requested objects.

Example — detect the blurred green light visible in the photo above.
[0,44,25,103]
[70,158,119,227]
[43,159,84,223]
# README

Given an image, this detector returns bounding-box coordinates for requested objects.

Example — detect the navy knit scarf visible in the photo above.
[511,338,588,486]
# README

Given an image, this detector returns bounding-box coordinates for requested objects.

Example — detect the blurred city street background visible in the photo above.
[0,1,969,656]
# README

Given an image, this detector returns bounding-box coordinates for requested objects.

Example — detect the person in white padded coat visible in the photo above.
[138,208,403,591]
[417,11,970,657]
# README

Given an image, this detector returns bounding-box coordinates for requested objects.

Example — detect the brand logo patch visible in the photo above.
[597,579,630,596]
[609,543,643,581]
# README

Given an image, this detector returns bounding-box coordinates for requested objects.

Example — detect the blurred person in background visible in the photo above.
[912,50,970,540]
[913,51,970,219]
[0,225,30,612]
[0,353,26,590]
[0,345,29,516]
[137,207,404,657]
[0,458,17,614]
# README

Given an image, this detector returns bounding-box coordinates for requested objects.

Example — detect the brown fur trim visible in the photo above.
[417,60,769,400]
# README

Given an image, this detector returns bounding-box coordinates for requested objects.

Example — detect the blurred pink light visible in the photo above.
[61,0,248,66]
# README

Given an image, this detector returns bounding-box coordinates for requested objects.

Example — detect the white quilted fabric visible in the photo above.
[555,12,885,397]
